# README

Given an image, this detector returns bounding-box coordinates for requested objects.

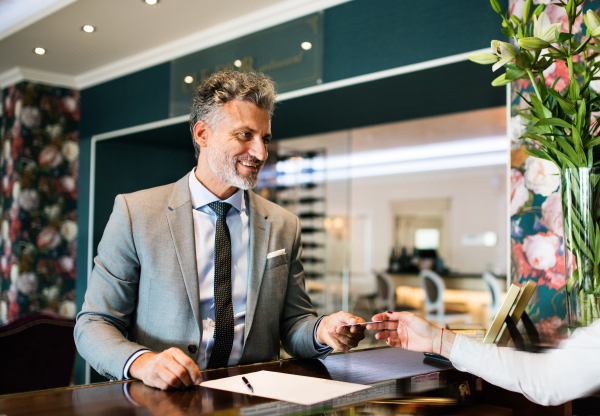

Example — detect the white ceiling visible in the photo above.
[0,0,348,89]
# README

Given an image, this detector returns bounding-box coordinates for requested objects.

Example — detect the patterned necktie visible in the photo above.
[206,201,234,369]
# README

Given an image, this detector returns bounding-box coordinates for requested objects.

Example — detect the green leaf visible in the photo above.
[528,148,559,165]
[491,73,512,86]
[554,149,578,168]
[594,222,600,265]
[570,77,581,101]
[501,27,515,38]
[556,136,581,163]
[535,118,573,129]
[548,89,576,114]
[530,94,553,118]
[505,68,527,81]
[573,35,592,55]
[586,136,600,149]
[572,128,587,165]
[533,3,545,18]
[574,62,586,77]
[490,0,502,13]
[544,52,569,59]
[558,32,575,44]
[577,98,587,132]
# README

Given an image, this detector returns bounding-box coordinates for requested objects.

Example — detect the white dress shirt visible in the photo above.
[189,170,249,369]
[450,319,600,405]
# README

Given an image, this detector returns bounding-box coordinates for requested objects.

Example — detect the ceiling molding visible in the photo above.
[0,67,23,89]
[0,0,78,42]
[0,66,77,89]
[75,0,350,89]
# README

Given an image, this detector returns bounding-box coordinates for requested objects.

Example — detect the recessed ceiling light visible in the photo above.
[34,47,46,55]
[301,42,312,50]
[184,76,193,84]
[144,0,158,4]
[234,60,242,67]
[82,25,95,33]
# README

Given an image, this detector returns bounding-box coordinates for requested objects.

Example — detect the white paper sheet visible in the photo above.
[201,370,371,405]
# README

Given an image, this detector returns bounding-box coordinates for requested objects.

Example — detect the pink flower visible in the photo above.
[543,60,571,92]
[535,316,567,346]
[545,4,582,33]
[511,169,530,216]
[541,192,563,237]
[7,300,20,323]
[513,242,540,278]
[20,107,41,129]
[58,176,77,199]
[9,218,21,243]
[17,272,38,295]
[58,256,76,279]
[36,226,62,249]
[12,131,23,161]
[523,233,561,270]
[38,145,63,168]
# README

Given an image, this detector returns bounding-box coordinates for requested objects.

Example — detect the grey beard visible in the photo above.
[208,148,260,190]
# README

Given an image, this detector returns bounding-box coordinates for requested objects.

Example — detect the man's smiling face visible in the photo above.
[206,99,271,190]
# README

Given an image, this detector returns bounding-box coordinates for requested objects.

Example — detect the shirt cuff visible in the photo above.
[313,315,332,351]
[449,334,487,374]
[123,349,151,379]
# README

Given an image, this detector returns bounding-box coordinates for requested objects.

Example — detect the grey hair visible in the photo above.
[189,71,277,159]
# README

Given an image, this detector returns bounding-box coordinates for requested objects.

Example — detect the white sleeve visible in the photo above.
[449,321,600,406]
[123,350,151,379]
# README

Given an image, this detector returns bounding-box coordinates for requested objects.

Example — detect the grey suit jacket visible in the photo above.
[75,173,328,381]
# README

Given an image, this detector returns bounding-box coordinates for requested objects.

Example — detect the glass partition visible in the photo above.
[259,106,508,349]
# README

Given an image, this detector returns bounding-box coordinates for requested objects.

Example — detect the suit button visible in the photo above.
[188,345,198,354]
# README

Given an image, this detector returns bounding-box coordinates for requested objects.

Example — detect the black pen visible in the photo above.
[242,376,254,393]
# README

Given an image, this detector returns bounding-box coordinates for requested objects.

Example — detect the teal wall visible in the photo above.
[74,0,507,384]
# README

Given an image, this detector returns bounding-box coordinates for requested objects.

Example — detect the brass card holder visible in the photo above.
[483,281,540,352]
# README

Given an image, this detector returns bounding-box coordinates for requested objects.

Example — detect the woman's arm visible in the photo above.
[368,312,600,406]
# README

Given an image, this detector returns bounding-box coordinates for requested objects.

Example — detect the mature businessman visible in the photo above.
[75,71,365,390]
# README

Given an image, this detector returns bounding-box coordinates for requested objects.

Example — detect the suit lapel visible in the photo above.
[166,173,201,329]
[244,191,271,343]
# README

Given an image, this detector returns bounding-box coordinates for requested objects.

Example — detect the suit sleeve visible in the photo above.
[279,216,332,359]
[74,194,148,381]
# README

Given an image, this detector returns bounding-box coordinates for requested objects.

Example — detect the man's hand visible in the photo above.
[129,348,203,390]
[366,311,455,357]
[316,311,366,352]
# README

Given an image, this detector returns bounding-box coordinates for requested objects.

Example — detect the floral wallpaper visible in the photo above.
[507,0,594,345]
[0,82,79,325]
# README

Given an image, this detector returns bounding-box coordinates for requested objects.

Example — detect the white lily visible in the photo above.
[491,40,518,72]
[584,10,600,37]
[533,12,563,43]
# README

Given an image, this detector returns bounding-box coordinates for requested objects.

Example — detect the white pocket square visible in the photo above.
[267,249,286,259]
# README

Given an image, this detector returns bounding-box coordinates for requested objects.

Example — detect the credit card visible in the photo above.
[341,321,384,327]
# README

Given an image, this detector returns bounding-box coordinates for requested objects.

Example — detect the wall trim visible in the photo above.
[277,48,490,102]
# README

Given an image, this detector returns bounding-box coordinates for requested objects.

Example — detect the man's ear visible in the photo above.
[193,121,210,149]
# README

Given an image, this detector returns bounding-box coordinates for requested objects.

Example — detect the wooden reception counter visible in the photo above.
[0,347,575,416]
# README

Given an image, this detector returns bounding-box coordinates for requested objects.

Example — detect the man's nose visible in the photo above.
[249,137,267,162]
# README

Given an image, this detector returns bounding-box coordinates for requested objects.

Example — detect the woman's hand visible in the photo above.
[366,311,455,357]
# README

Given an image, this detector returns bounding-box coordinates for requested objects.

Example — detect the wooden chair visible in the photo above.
[0,313,77,395]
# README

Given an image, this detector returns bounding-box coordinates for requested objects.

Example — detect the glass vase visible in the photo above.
[561,168,600,328]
